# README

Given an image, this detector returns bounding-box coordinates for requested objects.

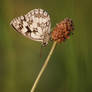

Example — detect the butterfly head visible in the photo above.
[42,33,50,46]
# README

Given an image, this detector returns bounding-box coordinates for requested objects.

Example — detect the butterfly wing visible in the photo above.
[10,9,51,43]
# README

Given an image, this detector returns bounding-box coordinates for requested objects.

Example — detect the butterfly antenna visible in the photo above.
[40,45,43,58]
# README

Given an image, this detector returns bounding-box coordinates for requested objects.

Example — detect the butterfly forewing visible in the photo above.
[10,9,51,45]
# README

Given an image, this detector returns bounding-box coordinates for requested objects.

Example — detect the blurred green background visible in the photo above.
[0,0,92,92]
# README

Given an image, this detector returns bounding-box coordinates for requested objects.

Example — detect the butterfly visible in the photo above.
[10,9,51,46]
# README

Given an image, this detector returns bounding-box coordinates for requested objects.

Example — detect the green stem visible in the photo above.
[30,41,57,92]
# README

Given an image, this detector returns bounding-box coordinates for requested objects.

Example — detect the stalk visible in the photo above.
[30,41,57,92]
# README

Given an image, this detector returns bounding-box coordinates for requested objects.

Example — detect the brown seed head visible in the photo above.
[51,18,74,43]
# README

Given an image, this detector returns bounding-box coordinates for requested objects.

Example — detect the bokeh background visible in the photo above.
[0,0,92,92]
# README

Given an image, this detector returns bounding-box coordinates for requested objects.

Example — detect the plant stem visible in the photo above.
[30,41,57,92]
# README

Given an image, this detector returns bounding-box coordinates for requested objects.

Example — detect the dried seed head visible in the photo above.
[51,18,74,43]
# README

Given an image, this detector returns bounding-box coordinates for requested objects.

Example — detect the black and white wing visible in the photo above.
[10,9,51,45]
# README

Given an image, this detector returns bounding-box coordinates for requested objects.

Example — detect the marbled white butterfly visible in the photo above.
[10,9,51,46]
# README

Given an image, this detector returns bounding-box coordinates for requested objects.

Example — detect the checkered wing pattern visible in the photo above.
[10,9,51,46]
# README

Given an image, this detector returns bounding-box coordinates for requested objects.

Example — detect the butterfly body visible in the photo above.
[10,9,51,46]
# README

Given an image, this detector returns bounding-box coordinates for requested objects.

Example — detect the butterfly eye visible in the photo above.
[42,42,48,46]
[43,43,47,46]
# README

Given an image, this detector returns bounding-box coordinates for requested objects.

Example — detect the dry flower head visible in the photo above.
[51,18,74,43]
